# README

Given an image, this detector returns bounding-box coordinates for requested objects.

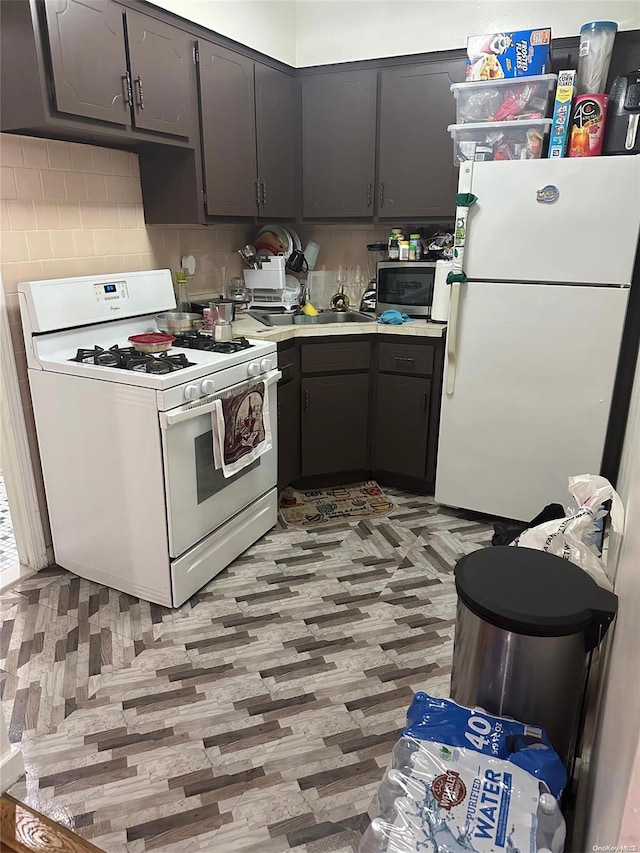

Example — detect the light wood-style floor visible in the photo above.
[0,796,103,852]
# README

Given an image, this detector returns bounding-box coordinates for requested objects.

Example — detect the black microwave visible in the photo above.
[376,261,437,318]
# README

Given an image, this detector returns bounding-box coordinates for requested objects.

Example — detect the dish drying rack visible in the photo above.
[244,256,299,310]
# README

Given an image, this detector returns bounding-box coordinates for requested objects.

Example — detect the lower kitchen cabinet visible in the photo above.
[277,333,444,493]
[374,373,431,478]
[301,374,370,477]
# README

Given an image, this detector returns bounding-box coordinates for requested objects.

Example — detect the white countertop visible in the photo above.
[233,314,446,343]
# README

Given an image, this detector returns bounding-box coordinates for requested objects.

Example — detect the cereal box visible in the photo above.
[466,29,552,80]
[548,70,576,158]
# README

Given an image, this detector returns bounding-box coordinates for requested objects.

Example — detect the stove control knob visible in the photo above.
[259,357,273,373]
[184,384,200,402]
[247,362,261,378]
[200,379,216,395]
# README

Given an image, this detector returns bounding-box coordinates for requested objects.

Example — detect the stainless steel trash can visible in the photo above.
[450,546,617,763]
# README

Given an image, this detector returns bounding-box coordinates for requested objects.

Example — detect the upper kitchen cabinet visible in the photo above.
[378,59,465,219]
[255,63,297,219]
[301,69,377,218]
[125,9,193,138]
[0,0,194,146]
[198,41,257,217]
[44,0,129,126]
[197,41,297,218]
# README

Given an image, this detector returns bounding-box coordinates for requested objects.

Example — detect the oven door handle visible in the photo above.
[160,369,281,429]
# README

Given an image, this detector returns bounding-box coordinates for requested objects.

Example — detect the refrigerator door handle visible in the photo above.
[446,281,462,396]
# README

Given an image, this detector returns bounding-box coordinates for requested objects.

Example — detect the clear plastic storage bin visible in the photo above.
[448,118,552,164]
[451,74,557,124]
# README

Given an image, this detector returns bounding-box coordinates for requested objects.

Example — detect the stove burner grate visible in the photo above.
[70,346,194,373]
[172,333,253,353]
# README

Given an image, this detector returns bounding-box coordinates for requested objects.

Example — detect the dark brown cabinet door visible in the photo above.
[375,373,431,478]
[44,0,130,125]
[301,69,377,218]
[301,374,369,476]
[378,60,465,218]
[255,64,296,219]
[277,379,301,489]
[125,9,192,138]
[198,41,258,217]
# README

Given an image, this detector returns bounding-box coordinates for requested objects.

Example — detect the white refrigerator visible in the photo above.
[435,156,640,522]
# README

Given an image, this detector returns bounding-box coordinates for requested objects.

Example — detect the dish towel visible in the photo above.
[211,381,272,477]
[377,309,412,325]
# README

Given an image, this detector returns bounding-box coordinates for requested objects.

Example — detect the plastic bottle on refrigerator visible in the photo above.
[536,793,566,853]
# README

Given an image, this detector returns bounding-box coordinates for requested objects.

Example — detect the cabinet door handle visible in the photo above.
[134,76,145,110]
[394,356,415,364]
[304,390,309,412]
[422,390,429,411]
[261,181,267,206]
[379,182,385,208]
[366,182,372,207]
[122,72,132,106]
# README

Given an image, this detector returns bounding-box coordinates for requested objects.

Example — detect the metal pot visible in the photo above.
[155,312,204,334]
[213,321,234,343]
[209,299,234,324]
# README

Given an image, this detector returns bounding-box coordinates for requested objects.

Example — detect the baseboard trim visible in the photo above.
[0,746,24,794]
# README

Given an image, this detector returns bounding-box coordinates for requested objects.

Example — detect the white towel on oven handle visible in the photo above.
[211,380,272,478]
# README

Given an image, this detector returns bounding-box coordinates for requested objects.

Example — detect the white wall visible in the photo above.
[148,0,640,67]
[295,0,640,66]
[584,345,640,847]
[146,0,297,65]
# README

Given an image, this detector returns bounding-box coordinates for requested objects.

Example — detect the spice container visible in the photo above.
[399,240,410,261]
[389,236,400,260]
[409,234,420,261]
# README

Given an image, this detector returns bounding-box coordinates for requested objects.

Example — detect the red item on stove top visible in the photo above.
[128,333,175,353]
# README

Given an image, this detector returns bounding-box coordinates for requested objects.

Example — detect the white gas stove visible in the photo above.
[19,269,280,606]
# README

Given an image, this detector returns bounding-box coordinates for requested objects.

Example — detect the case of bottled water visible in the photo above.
[360,692,567,853]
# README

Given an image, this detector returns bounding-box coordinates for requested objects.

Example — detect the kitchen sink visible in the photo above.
[248,310,376,327]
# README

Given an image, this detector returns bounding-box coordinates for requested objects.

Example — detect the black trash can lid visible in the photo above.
[455,546,617,648]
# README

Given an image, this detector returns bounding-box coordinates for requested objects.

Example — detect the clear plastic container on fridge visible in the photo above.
[448,118,552,164]
[451,74,557,124]
[576,21,618,94]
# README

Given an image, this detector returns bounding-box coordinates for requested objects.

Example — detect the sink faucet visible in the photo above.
[298,282,311,309]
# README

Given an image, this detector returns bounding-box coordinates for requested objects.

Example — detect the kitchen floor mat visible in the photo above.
[279,480,395,527]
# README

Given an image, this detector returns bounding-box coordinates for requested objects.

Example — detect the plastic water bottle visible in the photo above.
[377,770,408,821]
[391,736,419,772]
[536,794,566,853]
[359,817,389,853]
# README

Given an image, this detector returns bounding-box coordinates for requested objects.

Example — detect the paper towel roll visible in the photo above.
[431,260,453,323]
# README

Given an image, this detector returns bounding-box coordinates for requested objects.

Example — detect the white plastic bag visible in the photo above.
[511,474,624,590]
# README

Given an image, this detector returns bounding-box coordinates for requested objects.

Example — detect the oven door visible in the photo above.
[159,369,280,558]
[377,263,436,317]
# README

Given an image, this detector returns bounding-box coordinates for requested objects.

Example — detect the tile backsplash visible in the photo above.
[0,134,253,324]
